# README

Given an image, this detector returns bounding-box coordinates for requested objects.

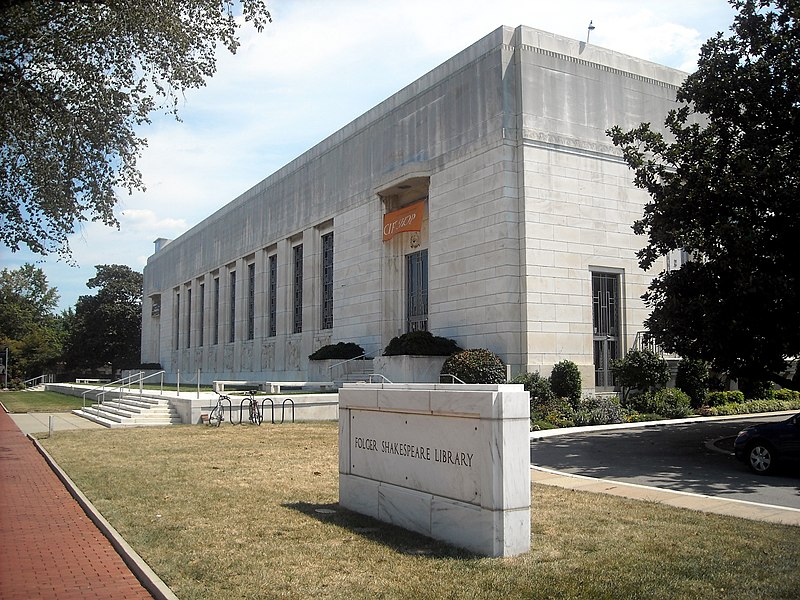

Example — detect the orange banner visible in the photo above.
[383,201,425,241]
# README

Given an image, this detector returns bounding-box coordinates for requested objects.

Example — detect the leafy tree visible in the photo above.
[608,0,800,390]
[0,0,271,259]
[0,263,63,381]
[65,265,143,373]
[675,358,710,408]
[610,349,670,404]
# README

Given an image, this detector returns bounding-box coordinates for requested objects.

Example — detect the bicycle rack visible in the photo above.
[281,398,295,424]
[261,398,276,424]
[237,396,263,425]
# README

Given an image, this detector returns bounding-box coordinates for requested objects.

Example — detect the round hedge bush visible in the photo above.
[440,348,506,384]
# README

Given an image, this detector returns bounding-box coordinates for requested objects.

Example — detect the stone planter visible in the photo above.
[373,355,448,383]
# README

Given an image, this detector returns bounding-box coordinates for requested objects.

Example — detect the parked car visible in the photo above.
[734,412,800,474]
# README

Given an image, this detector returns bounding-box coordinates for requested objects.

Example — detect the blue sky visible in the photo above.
[1,0,737,311]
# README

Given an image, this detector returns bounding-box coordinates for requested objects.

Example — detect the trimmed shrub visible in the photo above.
[770,388,800,402]
[308,342,364,361]
[383,331,462,356]
[610,349,670,403]
[703,398,800,416]
[440,348,506,384]
[574,395,624,426]
[675,358,709,409]
[630,388,692,419]
[549,360,582,406]
[705,390,745,407]
[532,395,576,428]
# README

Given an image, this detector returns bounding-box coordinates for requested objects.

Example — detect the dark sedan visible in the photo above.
[734,412,800,474]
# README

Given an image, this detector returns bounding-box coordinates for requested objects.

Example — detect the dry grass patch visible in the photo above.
[41,422,800,600]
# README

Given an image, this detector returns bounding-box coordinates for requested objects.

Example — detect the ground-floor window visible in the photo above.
[321,232,334,330]
[592,271,621,389]
[268,255,277,337]
[406,249,428,332]
[293,245,303,333]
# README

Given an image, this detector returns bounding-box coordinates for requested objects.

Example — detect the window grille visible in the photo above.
[592,272,621,388]
[229,270,236,343]
[268,255,277,337]
[321,233,334,330]
[293,245,303,334]
[406,249,428,332]
[247,263,255,340]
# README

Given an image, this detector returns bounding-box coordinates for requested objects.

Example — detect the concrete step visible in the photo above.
[72,395,182,428]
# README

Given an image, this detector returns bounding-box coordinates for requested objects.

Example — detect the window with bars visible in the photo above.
[592,271,621,389]
[198,283,205,347]
[321,232,333,330]
[293,245,303,334]
[247,263,255,340]
[174,292,180,350]
[406,249,428,332]
[186,288,192,348]
[213,277,220,345]
[229,270,236,343]
[268,255,277,337]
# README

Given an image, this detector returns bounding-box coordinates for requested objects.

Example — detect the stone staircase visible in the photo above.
[335,358,376,386]
[72,394,181,428]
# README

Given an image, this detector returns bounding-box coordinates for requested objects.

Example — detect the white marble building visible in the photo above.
[141,25,684,392]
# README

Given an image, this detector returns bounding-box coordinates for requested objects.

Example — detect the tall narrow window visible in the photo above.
[186,288,192,348]
[406,249,428,332]
[268,255,277,337]
[213,277,220,345]
[592,272,621,389]
[229,270,236,343]
[293,245,303,334]
[174,292,180,350]
[321,232,334,330]
[247,263,255,340]
[198,283,205,347]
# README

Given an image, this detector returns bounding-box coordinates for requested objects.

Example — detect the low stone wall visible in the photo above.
[339,383,530,557]
[372,355,448,383]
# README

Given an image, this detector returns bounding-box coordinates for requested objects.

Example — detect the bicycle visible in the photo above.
[208,392,228,427]
[247,389,263,426]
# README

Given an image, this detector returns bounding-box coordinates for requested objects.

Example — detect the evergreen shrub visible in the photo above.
[705,390,745,406]
[383,331,461,356]
[308,342,364,361]
[630,388,691,419]
[549,360,582,406]
[440,348,505,384]
[675,358,709,408]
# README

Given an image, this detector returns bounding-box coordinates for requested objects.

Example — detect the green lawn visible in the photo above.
[39,422,800,600]
[1,391,84,413]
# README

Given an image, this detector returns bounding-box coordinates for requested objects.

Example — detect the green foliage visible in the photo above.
[705,390,745,407]
[0,263,63,380]
[703,398,800,417]
[770,388,800,402]
[383,331,461,357]
[440,349,506,384]
[530,396,576,429]
[574,396,625,426]
[308,342,364,361]
[630,388,692,419]
[675,358,710,408]
[549,360,582,405]
[610,349,670,403]
[0,0,271,259]
[512,372,554,420]
[608,0,800,390]
[736,378,772,400]
[64,265,142,372]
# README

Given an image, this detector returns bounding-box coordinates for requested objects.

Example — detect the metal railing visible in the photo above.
[82,370,165,409]
[439,373,466,384]
[23,374,54,388]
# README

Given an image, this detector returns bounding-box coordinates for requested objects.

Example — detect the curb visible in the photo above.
[29,434,179,600]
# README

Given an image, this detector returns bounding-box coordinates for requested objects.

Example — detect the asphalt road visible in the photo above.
[530,414,800,509]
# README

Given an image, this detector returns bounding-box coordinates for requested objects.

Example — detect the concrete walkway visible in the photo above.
[0,410,169,599]
[9,411,105,435]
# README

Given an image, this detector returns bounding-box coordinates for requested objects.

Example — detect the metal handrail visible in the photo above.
[23,374,54,388]
[82,370,166,409]
[366,374,393,384]
[440,374,466,384]
[328,353,374,371]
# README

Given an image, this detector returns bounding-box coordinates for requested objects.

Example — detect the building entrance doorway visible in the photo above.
[406,249,428,332]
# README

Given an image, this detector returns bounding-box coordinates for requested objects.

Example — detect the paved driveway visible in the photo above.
[530,414,800,509]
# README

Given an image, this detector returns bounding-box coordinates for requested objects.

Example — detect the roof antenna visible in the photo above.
[586,20,595,44]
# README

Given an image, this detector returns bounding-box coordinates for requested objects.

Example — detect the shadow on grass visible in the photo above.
[283,501,477,560]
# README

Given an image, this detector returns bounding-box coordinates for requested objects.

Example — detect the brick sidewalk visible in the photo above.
[0,410,154,599]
